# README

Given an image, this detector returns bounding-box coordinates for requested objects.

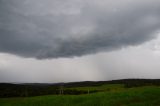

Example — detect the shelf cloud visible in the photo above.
[0,0,160,59]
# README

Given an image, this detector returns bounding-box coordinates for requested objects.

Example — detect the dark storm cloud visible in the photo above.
[0,0,160,59]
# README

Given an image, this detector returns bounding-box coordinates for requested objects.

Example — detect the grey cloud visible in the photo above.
[0,0,160,59]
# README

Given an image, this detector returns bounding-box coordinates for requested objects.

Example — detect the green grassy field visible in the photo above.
[0,86,160,106]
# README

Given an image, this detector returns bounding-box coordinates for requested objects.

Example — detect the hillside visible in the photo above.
[0,79,160,97]
[0,86,159,106]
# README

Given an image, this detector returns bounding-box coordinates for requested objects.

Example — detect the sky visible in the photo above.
[0,0,160,83]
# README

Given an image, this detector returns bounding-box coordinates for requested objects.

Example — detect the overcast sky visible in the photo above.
[0,0,160,83]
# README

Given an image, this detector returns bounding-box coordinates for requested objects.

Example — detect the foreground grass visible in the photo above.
[0,86,160,106]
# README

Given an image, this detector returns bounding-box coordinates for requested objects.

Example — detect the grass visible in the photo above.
[0,86,160,106]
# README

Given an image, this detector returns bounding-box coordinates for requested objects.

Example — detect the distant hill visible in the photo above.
[0,79,160,98]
